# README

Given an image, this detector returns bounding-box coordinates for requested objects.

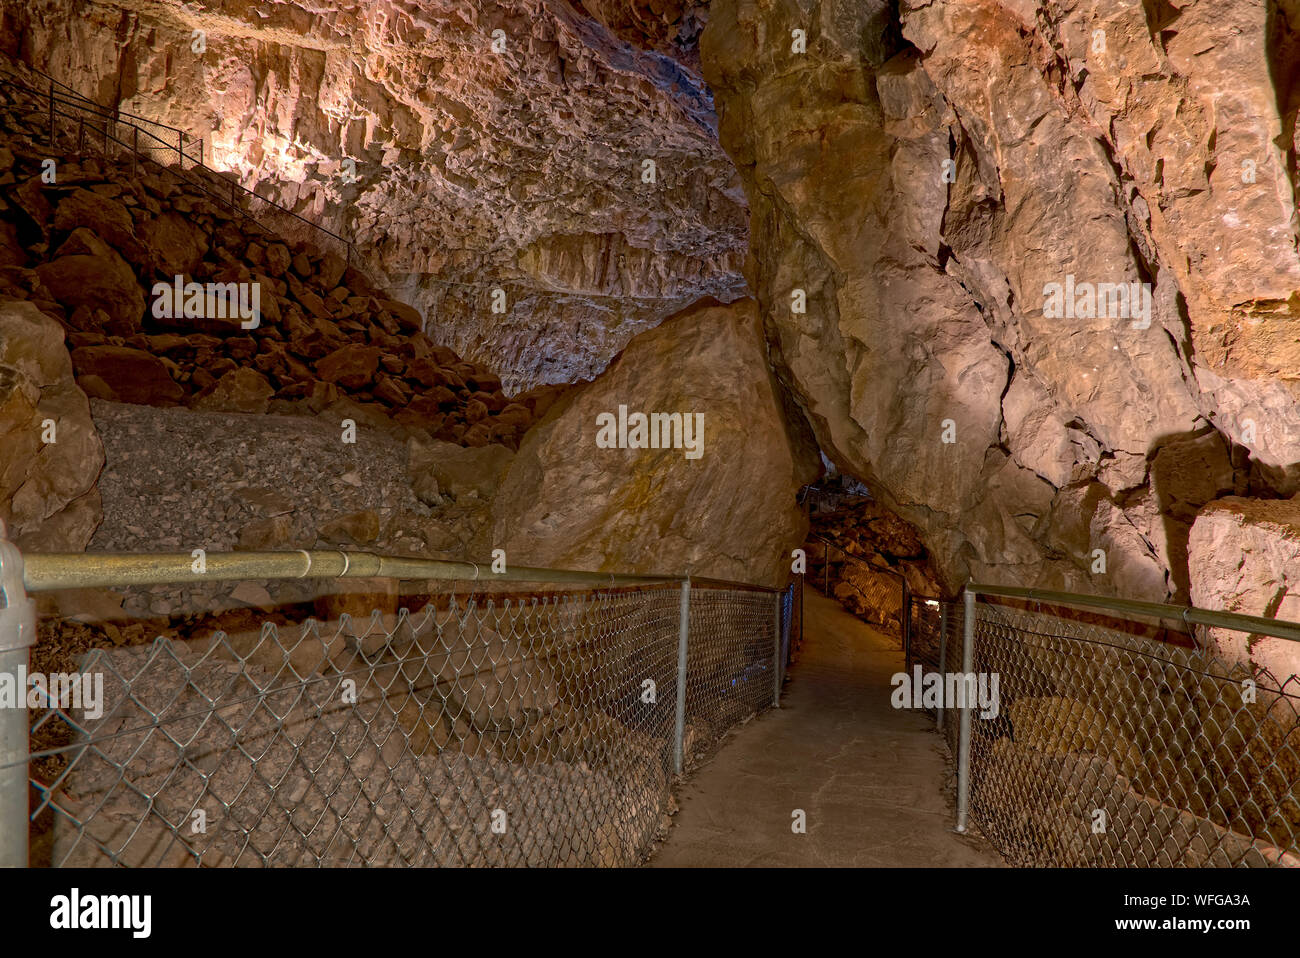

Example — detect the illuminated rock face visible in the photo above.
[8,0,1299,609]
[1189,497,1300,684]
[490,298,821,588]
[0,0,747,392]
[0,300,103,551]
[701,0,1300,601]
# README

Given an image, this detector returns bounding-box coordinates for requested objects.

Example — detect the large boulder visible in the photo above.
[34,228,145,335]
[192,367,274,414]
[1188,497,1300,687]
[408,439,514,502]
[317,344,381,390]
[52,188,149,269]
[0,299,104,550]
[489,298,820,587]
[137,210,208,276]
[70,345,185,406]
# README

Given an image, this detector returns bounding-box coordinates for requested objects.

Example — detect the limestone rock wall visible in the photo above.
[1189,497,1300,685]
[701,0,1300,601]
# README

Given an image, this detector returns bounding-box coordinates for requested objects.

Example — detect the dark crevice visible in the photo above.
[1268,1,1300,230]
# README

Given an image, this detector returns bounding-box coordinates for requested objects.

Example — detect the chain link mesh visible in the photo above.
[19,581,790,867]
[684,589,777,755]
[910,597,1300,867]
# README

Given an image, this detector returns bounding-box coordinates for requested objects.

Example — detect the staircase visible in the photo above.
[0,54,355,265]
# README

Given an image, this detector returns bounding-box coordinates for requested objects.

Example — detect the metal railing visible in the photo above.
[909,584,1300,867]
[798,483,872,516]
[0,56,356,265]
[0,524,798,867]
[810,535,912,669]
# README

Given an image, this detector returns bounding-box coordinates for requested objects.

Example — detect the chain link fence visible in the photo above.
[1,539,796,868]
[684,587,780,754]
[908,589,1300,867]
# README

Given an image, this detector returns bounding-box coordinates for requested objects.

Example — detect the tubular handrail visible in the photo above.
[968,582,1300,644]
[17,549,782,595]
[0,57,198,152]
[2,58,112,112]
[812,535,907,584]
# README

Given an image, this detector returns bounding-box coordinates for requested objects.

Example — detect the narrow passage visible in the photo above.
[652,589,1002,867]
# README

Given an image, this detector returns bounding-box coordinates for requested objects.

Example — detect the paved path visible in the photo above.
[650,589,1002,867]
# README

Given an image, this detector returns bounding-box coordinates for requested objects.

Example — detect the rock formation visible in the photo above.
[805,494,945,632]
[0,299,103,550]
[6,0,1300,875]
[0,0,748,391]
[1189,497,1300,686]
[491,297,820,587]
[700,0,1300,605]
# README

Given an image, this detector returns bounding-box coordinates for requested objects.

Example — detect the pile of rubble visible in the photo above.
[0,74,552,452]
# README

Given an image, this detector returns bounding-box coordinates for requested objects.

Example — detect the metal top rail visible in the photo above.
[16,548,780,594]
[0,61,192,142]
[969,582,1300,644]
[813,535,908,584]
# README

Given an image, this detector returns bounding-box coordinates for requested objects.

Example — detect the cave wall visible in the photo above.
[701,0,1300,601]
[0,0,749,391]
[7,0,1298,615]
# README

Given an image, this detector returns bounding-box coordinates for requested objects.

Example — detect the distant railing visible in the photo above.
[811,535,912,669]
[799,483,871,515]
[0,56,356,265]
[910,583,1300,866]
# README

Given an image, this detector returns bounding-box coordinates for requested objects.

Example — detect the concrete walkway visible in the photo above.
[650,589,1003,867]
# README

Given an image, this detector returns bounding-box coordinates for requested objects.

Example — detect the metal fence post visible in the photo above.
[823,540,829,595]
[936,604,948,732]
[672,578,690,776]
[783,583,794,666]
[772,590,782,708]
[902,578,912,674]
[0,522,36,868]
[955,587,975,833]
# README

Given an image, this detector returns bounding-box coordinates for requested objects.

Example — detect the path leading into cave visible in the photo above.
[650,589,1003,867]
